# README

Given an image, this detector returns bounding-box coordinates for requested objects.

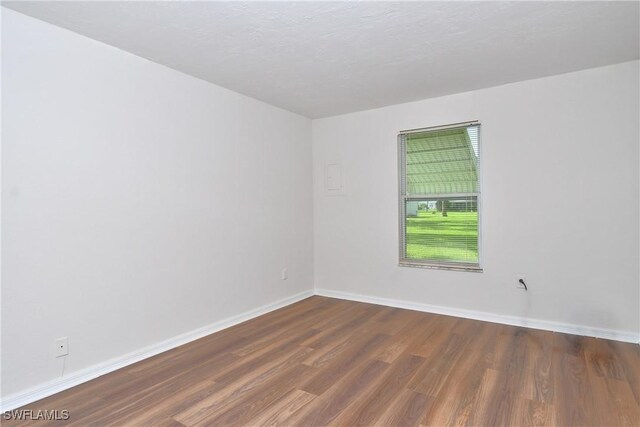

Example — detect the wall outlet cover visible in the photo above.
[54,337,69,358]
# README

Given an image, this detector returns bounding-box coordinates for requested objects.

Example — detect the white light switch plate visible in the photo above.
[326,163,346,196]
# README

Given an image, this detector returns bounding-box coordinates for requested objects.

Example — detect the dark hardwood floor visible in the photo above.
[5,296,640,426]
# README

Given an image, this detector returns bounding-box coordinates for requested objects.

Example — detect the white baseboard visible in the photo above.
[0,289,314,412]
[314,288,639,344]
[3,287,637,412]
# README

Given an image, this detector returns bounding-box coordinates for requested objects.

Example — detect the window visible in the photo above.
[398,122,481,271]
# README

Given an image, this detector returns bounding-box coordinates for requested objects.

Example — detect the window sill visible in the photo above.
[398,261,483,273]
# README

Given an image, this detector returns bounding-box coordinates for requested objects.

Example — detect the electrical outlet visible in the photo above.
[54,337,69,358]
[281,268,288,280]
[516,275,527,290]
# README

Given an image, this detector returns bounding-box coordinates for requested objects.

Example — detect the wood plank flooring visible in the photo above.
[5,296,640,426]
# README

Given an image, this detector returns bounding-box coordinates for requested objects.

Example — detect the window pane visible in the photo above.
[405,197,478,263]
[406,126,479,195]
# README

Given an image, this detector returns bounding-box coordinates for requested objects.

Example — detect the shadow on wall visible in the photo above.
[566,307,628,334]
[513,287,630,337]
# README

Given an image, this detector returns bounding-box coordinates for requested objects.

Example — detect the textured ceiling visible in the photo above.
[3,1,639,118]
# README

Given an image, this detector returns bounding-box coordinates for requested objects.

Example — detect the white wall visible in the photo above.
[2,4,639,405]
[313,61,639,338]
[1,9,313,398]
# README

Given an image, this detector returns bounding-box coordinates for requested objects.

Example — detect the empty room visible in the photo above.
[1,1,639,426]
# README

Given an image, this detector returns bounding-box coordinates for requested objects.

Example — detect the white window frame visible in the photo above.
[398,121,483,272]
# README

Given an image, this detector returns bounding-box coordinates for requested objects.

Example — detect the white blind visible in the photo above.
[405,126,479,195]
[399,123,480,266]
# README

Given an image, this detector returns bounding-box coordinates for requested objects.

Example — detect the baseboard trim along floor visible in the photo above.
[0,290,314,412]
[314,288,639,344]
[4,295,639,425]
[2,287,637,412]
